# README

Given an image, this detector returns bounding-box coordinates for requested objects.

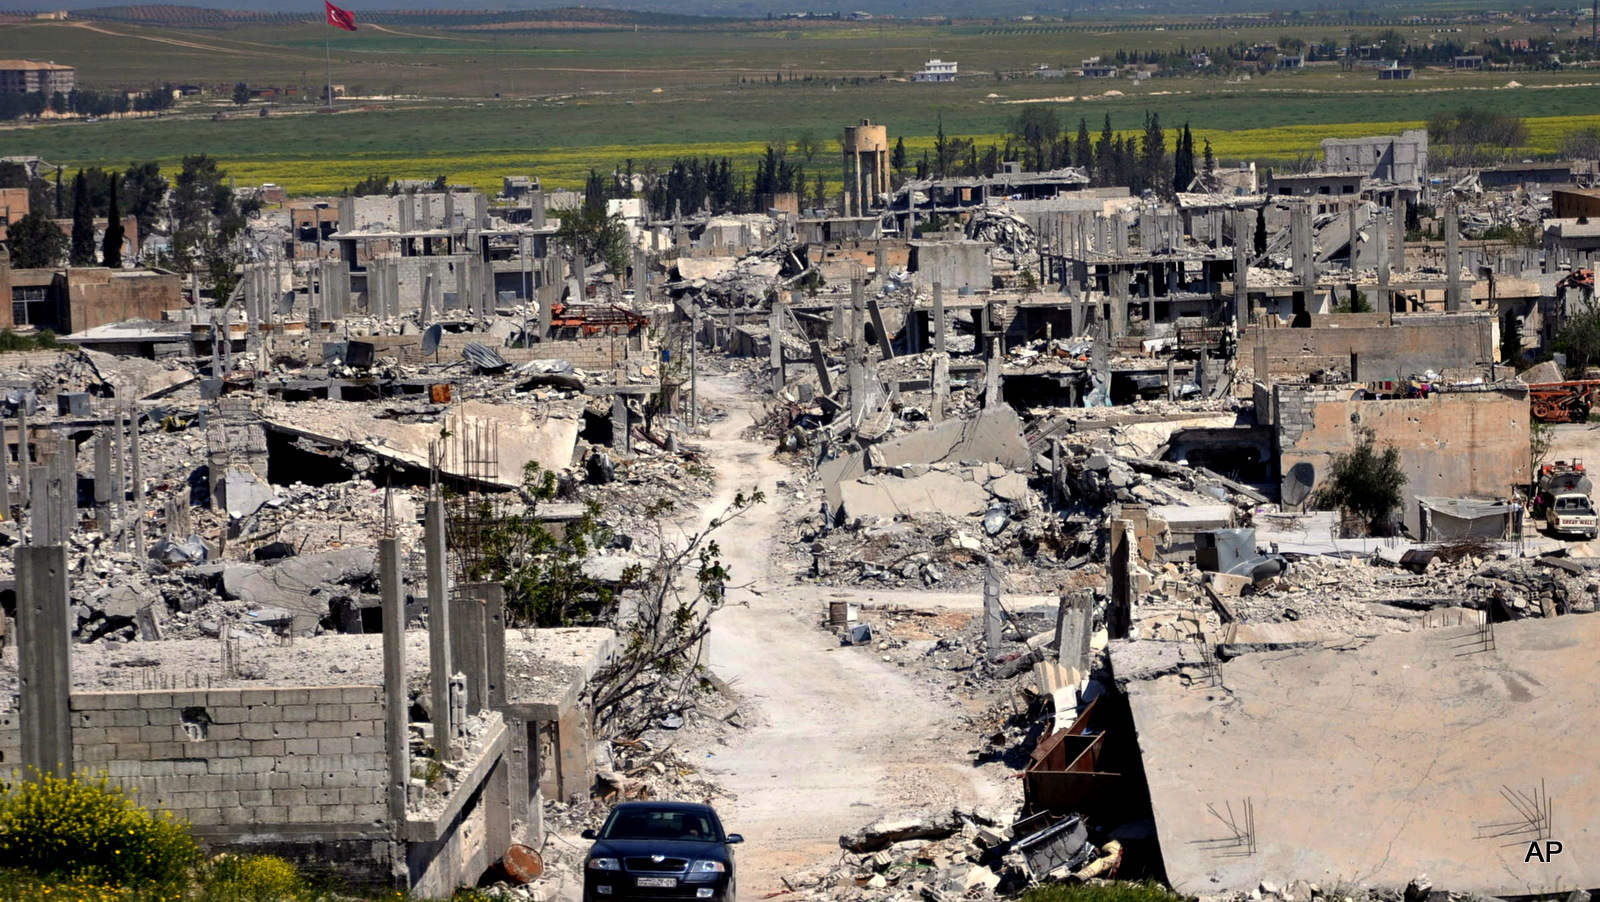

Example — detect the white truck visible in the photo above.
[1538,460,1599,540]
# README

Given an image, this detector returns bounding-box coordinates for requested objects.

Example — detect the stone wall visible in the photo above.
[1240,313,1494,381]
[0,685,390,841]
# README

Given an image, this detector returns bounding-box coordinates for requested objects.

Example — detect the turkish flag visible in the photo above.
[326,1,356,31]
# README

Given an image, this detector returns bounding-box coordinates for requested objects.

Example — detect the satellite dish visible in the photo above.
[421,323,444,357]
[1283,462,1315,507]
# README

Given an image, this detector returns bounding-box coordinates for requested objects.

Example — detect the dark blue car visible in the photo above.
[583,802,742,902]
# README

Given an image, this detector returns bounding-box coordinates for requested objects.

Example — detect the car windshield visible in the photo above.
[602,809,722,842]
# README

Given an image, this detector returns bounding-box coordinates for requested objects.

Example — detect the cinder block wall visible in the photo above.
[0,686,390,840]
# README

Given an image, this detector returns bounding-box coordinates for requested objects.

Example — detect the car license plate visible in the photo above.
[636,877,678,888]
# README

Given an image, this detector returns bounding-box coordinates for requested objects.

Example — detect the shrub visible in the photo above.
[0,772,198,887]
[206,853,304,901]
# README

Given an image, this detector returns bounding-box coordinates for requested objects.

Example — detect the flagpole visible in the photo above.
[324,5,333,112]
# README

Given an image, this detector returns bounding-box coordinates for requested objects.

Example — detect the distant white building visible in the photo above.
[913,59,958,82]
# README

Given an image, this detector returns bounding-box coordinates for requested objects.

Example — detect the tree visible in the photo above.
[121,161,167,239]
[811,172,826,211]
[102,173,124,268]
[1173,122,1196,194]
[1141,111,1167,196]
[1312,427,1408,536]
[1555,297,1600,378]
[794,132,822,163]
[890,137,907,180]
[587,486,764,738]
[1074,118,1092,171]
[554,180,629,281]
[1011,106,1061,172]
[3,209,67,269]
[232,82,250,106]
[1254,205,1268,254]
[1203,138,1216,181]
[1094,115,1114,187]
[69,170,95,266]
[469,461,765,739]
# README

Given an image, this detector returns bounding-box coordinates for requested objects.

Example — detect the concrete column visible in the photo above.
[425,497,453,762]
[809,340,833,396]
[480,583,506,709]
[932,353,949,422]
[485,757,512,867]
[1393,197,1407,269]
[1166,359,1177,401]
[1349,206,1359,267]
[850,278,865,348]
[17,544,71,778]
[31,450,65,547]
[983,560,1003,662]
[1107,519,1133,640]
[983,338,1002,408]
[769,303,784,392]
[451,588,488,717]
[129,409,143,547]
[612,393,631,454]
[1255,343,1268,383]
[848,358,865,425]
[1445,202,1462,312]
[1376,210,1392,315]
[0,422,10,521]
[16,406,28,507]
[1233,210,1251,335]
[379,537,408,827]
[94,429,112,535]
[866,299,893,361]
[1050,437,1066,505]
[932,282,947,356]
[111,408,125,552]
[690,307,699,428]
[1054,589,1094,680]
[1110,268,1128,338]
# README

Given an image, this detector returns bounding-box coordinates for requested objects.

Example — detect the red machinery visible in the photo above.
[1528,381,1600,423]
[548,303,647,337]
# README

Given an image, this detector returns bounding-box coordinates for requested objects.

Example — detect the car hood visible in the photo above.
[590,838,730,861]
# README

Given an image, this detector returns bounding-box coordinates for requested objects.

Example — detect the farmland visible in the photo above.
[4,11,1600,194]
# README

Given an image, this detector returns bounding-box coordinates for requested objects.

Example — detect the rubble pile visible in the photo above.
[783,807,1133,902]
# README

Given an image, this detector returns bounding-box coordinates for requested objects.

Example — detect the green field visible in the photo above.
[5,13,1600,194]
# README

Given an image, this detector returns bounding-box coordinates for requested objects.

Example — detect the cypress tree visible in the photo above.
[102,174,124,268]
[70,170,95,266]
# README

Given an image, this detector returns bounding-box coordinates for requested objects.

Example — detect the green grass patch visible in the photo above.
[1020,880,1190,902]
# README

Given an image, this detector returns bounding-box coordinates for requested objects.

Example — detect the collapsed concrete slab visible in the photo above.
[1113,615,1600,896]
[221,548,377,631]
[838,471,992,520]
[261,398,581,489]
[822,405,1031,508]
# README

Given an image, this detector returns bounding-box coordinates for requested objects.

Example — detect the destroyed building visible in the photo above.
[1,123,1599,901]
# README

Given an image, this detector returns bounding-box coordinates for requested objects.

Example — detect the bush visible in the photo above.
[205,854,305,901]
[0,772,198,887]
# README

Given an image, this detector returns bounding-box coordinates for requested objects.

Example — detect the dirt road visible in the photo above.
[682,376,1011,893]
